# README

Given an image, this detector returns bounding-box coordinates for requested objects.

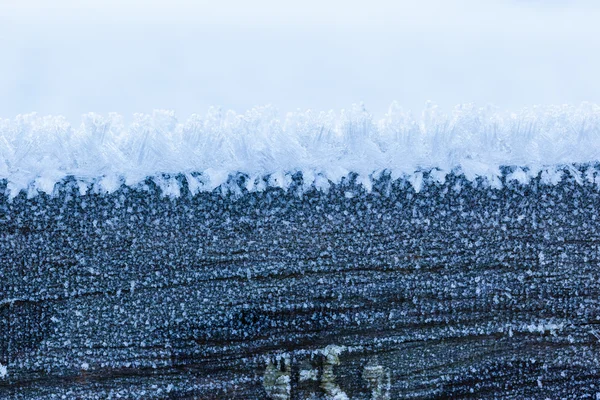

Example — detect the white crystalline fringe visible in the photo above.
[1,102,600,198]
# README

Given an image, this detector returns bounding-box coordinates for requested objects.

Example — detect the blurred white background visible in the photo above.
[1,0,599,120]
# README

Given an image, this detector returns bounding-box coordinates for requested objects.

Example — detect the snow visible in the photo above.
[1,102,600,198]
[0,363,6,378]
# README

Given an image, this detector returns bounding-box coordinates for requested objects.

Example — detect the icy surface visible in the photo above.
[1,103,600,198]
[3,173,600,398]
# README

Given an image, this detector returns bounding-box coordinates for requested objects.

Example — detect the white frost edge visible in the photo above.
[1,102,600,199]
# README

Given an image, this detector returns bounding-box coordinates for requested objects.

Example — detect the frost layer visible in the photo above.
[1,102,599,197]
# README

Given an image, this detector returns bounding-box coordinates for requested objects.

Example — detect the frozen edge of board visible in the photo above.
[1,102,600,198]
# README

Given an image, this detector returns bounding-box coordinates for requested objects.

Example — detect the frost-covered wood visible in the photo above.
[1,171,600,399]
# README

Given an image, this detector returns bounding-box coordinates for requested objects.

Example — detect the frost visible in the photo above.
[507,168,529,184]
[263,356,291,400]
[1,103,600,197]
[319,345,349,400]
[299,368,319,382]
[523,323,564,334]
[362,358,391,400]
[409,172,424,193]
[0,363,6,378]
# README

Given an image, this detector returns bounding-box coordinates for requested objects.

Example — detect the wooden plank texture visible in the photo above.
[1,172,600,399]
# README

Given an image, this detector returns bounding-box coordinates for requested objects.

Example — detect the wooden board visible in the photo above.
[1,173,599,399]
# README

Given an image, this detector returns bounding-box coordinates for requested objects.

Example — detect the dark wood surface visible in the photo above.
[1,172,600,399]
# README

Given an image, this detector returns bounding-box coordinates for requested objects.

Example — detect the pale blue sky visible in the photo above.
[1,0,599,120]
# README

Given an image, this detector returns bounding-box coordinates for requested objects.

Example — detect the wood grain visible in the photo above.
[1,172,599,399]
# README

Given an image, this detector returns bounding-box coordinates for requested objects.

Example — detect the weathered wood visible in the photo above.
[1,172,600,399]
